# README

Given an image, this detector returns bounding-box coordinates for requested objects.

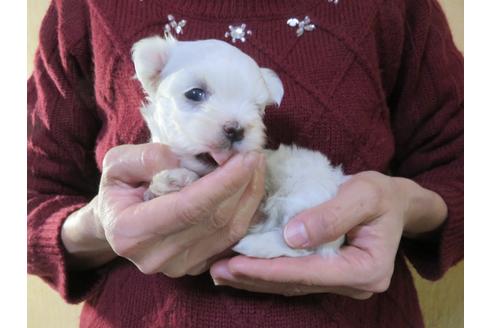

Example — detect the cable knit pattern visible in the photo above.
[28,0,463,327]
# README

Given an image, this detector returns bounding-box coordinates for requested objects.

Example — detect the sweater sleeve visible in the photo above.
[389,0,463,281]
[28,1,107,303]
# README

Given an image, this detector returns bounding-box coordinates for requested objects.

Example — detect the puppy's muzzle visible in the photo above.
[223,121,244,143]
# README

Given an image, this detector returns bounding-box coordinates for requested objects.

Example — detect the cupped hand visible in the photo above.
[62,143,265,277]
[210,171,447,299]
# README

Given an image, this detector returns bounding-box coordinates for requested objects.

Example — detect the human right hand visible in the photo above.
[61,143,265,277]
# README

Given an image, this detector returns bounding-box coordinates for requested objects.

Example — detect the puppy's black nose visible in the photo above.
[223,122,244,143]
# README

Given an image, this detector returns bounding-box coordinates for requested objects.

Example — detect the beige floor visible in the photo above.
[27,1,464,327]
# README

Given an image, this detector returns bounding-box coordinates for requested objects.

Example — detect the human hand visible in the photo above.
[62,143,265,277]
[210,171,447,298]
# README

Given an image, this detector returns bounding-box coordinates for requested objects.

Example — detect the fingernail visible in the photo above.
[243,151,260,170]
[212,263,234,281]
[284,221,309,248]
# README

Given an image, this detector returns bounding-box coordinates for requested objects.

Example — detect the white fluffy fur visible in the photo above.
[132,35,347,258]
[233,146,347,258]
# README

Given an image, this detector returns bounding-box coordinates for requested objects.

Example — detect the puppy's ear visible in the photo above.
[260,68,284,106]
[132,35,177,97]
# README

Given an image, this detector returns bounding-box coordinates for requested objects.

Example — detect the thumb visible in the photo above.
[283,205,342,249]
[101,143,179,186]
[180,151,262,209]
[283,180,373,248]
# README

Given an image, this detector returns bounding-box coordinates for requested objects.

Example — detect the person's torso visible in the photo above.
[79,1,422,327]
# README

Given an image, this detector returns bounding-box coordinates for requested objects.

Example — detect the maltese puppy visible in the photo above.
[132,35,347,258]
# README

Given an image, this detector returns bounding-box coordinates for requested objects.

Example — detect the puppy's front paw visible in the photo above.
[144,168,199,201]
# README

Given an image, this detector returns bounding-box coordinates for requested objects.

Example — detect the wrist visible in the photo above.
[61,197,117,270]
[395,177,448,238]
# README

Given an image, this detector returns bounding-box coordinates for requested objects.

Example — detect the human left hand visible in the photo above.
[210,171,447,299]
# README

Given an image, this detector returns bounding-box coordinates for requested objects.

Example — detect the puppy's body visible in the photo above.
[234,145,346,258]
[133,36,346,258]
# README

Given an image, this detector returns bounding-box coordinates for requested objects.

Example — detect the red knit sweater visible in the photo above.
[27,0,463,327]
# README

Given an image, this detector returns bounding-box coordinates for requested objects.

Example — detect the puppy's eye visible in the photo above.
[184,88,206,102]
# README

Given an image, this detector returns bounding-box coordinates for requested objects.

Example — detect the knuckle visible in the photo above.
[187,262,209,276]
[162,267,187,278]
[140,145,162,170]
[101,146,125,174]
[352,177,384,216]
[137,253,175,275]
[151,142,171,155]
[140,252,179,276]
[357,170,382,180]
[106,229,130,257]
[175,199,205,226]
[138,262,160,275]
[363,265,393,293]
[160,249,192,278]
[105,217,140,258]
[110,238,131,258]
[363,179,383,201]
[109,236,136,259]
[141,144,178,174]
[210,213,230,230]
[297,208,339,244]
[102,146,123,168]
[312,209,339,239]
[211,206,242,231]
[370,277,391,293]
[180,209,198,226]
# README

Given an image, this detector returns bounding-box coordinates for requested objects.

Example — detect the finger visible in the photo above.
[118,152,262,235]
[221,155,265,233]
[215,277,372,299]
[167,160,266,273]
[213,268,291,295]
[187,247,237,276]
[210,259,374,299]
[178,151,262,218]
[187,261,210,276]
[211,258,296,294]
[214,246,373,287]
[284,176,384,248]
[102,143,179,186]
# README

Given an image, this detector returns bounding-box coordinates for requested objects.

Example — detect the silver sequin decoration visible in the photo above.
[287,16,315,37]
[164,15,187,36]
[225,24,252,43]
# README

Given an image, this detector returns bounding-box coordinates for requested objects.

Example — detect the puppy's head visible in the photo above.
[132,36,283,175]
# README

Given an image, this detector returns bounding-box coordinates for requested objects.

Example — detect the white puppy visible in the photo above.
[132,35,347,258]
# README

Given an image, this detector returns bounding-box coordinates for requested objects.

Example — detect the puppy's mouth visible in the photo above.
[195,149,235,167]
[195,153,218,168]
